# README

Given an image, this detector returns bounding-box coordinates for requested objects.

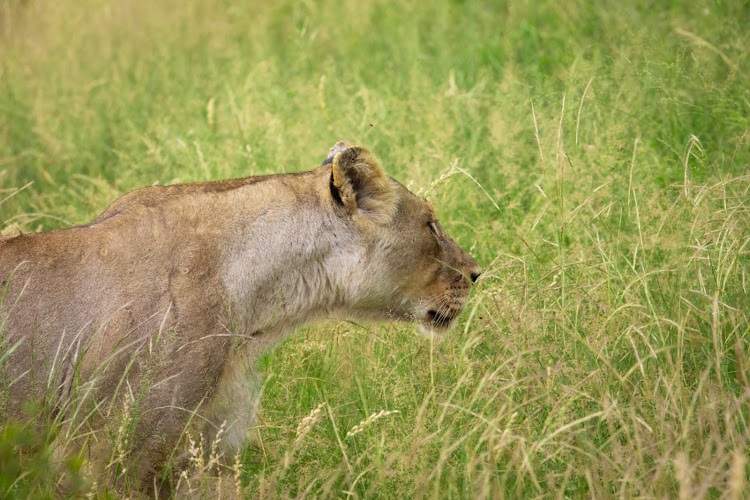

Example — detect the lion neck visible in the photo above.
[218,176,348,341]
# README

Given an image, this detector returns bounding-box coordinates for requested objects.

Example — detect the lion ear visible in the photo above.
[329,143,398,224]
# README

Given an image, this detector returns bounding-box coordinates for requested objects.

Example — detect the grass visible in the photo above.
[1,0,749,497]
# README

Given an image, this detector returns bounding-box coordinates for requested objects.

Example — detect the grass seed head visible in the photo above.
[295,403,326,444]
[346,409,400,439]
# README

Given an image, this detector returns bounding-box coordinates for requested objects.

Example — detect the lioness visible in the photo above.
[0,141,480,492]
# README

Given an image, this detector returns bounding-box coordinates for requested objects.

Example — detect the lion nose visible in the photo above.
[470,271,481,283]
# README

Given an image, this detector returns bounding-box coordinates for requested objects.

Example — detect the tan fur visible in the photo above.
[0,142,480,493]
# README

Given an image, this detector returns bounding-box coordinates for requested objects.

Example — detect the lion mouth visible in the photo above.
[426,309,457,329]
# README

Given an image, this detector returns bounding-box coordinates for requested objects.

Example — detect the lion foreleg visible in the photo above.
[202,344,264,457]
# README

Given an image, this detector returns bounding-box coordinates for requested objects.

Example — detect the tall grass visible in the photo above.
[1,0,748,497]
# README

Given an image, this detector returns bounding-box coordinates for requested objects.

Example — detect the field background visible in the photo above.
[1,0,749,498]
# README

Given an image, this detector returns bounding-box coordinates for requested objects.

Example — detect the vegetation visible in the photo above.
[1,0,748,497]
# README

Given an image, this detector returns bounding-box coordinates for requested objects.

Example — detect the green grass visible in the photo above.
[1,0,749,497]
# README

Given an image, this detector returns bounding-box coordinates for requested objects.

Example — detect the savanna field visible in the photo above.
[1,0,749,498]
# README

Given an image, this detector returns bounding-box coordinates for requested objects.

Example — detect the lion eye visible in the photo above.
[428,221,439,237]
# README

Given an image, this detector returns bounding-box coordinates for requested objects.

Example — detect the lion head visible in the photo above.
[323,141,481,333]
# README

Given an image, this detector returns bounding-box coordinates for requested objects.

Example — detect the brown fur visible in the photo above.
[0,142,480,493]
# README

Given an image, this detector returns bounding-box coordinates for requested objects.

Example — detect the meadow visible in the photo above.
[1,0,748,497]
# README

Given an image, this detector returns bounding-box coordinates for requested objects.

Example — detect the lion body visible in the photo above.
[0,143,479,491]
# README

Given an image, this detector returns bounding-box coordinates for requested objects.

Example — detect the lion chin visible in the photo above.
[413,305,463,339]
